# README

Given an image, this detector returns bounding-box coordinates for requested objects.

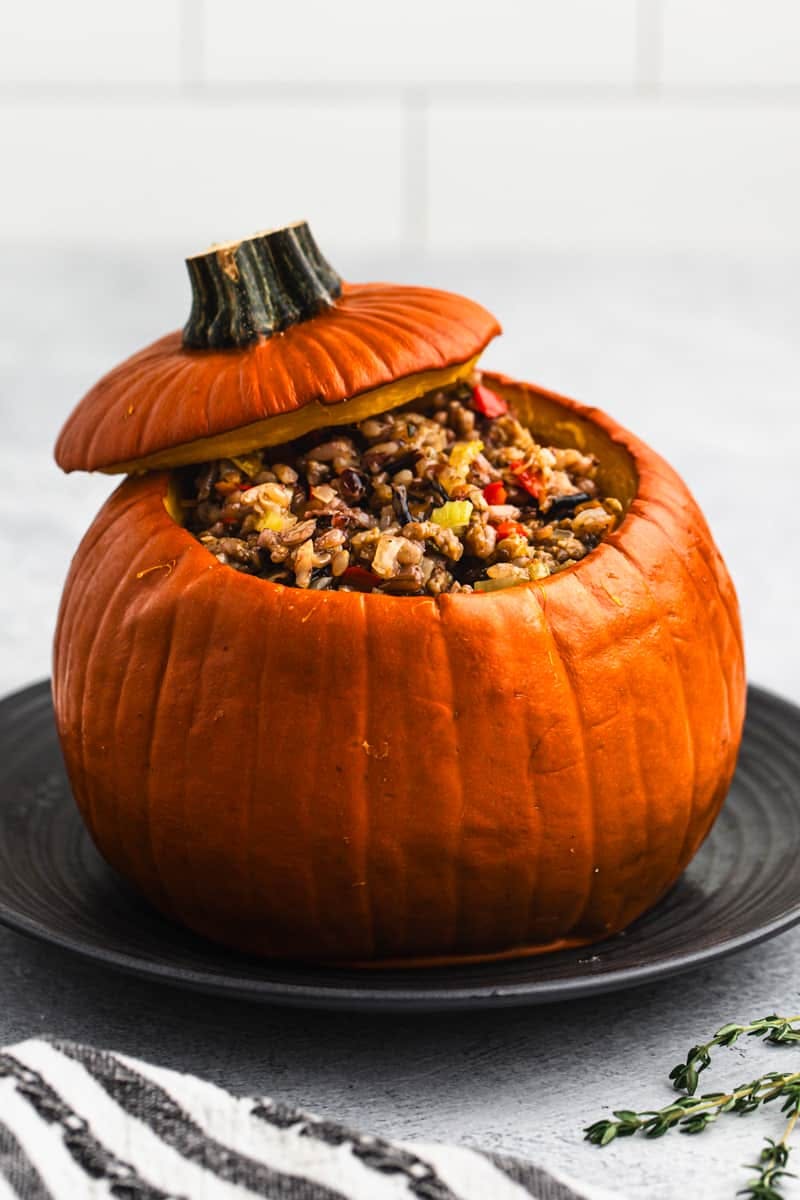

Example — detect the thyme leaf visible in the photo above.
[585,1013,800,1199]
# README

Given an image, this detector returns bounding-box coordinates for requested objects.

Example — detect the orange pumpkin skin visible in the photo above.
[53,374,745,964]
[54,283,500,475]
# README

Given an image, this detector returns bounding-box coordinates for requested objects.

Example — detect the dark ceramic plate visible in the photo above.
[0,681,799,1011]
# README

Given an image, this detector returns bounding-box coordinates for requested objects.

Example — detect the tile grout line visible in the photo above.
[4,82,800,108]
[635,0,663,92]
[180,0,205,89]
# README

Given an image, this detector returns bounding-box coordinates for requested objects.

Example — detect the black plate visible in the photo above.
[1,681,799,1011]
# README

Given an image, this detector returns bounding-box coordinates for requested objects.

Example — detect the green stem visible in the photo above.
[183,221,342,350]
[672,1016,800,1095]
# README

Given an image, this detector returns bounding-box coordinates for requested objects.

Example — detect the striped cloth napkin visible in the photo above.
[0,1039,619,1200]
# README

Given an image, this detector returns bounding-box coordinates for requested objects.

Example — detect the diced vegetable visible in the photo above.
[340,566,377,592]
[431,500,474,532]
[493,519,529,540]
[509,460,543,501]
[483,481,507,505]
[255,509,287,532]
[471,385,508,419]
[231,455,263,478]
[475,576,524,593]
[448,440,483,476]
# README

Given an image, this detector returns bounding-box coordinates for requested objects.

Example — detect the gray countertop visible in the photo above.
[2,246,799,1199]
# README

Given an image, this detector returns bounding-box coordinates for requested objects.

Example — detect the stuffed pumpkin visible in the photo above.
[53,223,745,964]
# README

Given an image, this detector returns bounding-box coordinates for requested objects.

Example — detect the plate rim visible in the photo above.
[0,680,798,1012]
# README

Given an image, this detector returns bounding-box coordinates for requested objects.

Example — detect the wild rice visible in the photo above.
[184,374,622,596]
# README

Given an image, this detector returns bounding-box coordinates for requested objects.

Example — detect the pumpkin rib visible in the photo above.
[53,548,97,796]
[635,482,742,660]
[645,496,741,677]
[135,360,194,459]
[295,596,327,955]
[71,501,167,841]
[517,582,593,940]
[119,356,191,463]
[607,535,697,774]
[354,593,378,958]
[585,561,652,892]
[605,538,698,894]
[513,590,544,945]
[340,286,496,334]
[688,534,745,666]
[320,305,469,367]
[492,590,548,948]
[284,323,354,402]
[577,566,654,934]
[83,355,180,473]
[316,317,408,384]
[363,600,399,957]
[195,572,266,939]
[248,592,273,933]
[436,601,468,952]
[174,571,226,923]
[634,504,738,860]
[637,501,734,738]
[215,358,254,438]
[262,581,324,951]
[74,539,131,866]
[138,569,187,920]
[315,308,462,396]
[103,513,196,914]
[432,597,483,954]
[106,576,160,904]
[534,589,598,941]
[500,591,546,948]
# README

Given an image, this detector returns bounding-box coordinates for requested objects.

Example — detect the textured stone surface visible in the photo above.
[2,246,799,1199]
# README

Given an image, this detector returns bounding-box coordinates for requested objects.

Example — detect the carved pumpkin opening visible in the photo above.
[163,372,639,598]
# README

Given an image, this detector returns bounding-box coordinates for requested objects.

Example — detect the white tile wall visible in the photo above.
[0,0,183,85]
[0,101,408,247]
[204,0,638,85]
[1,1,800,249]
[662,0,800,86]
[428,104,800,248]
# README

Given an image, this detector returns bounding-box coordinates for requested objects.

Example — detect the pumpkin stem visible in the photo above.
[183,221,343,350]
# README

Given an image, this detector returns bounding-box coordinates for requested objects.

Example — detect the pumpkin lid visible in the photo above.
[55,222,501,474]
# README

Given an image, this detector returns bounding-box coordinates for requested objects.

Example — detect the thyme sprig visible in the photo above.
[585,1013,800,1199]
[669,1015,800,1096]
[741,1110,798,1200]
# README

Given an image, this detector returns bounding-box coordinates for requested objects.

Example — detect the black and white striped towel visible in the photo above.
[0,1040,619,1200]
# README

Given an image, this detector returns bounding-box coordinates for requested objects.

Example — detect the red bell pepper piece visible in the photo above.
[340,566,377,592]
[509,460,543,502]
[471,384,508,419]
[482,481,508,505]
[494,519,529,540]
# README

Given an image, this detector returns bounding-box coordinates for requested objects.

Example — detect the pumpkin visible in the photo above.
[53,224,745,964]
